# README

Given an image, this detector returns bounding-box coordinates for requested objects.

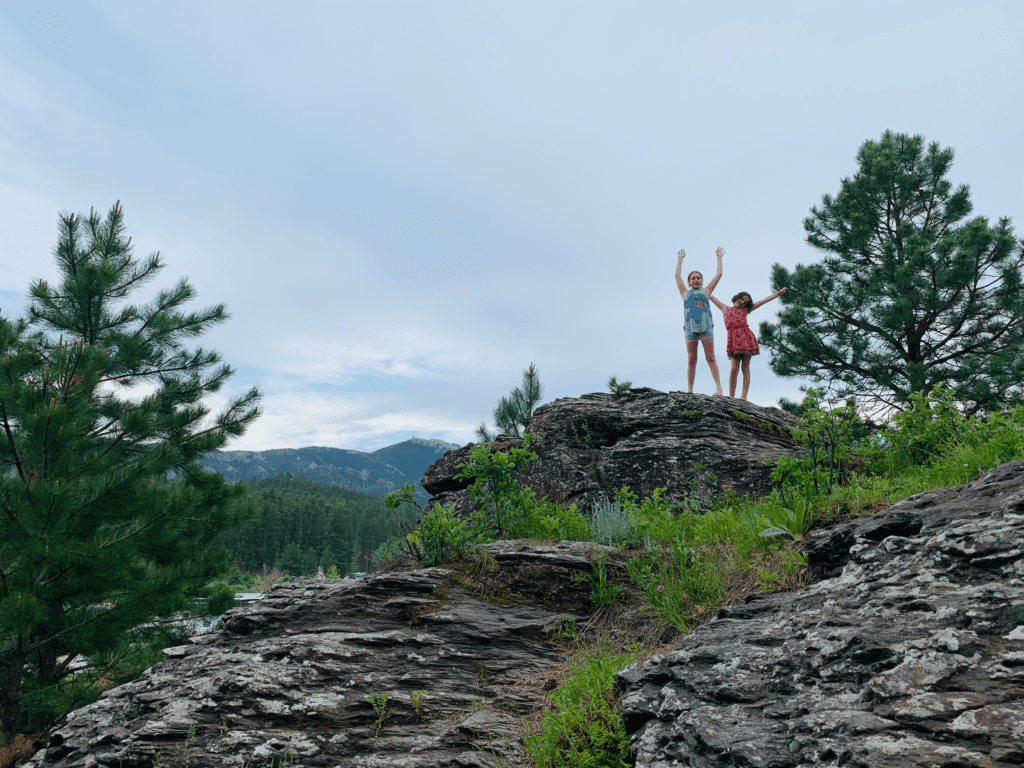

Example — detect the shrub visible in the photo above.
[590,497,635,546]
[407,504,491,567]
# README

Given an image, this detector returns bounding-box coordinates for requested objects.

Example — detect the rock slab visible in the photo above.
[616,460,1024,768]
[25,541,609,768]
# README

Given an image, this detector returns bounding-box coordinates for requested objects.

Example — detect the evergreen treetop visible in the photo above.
[760,131,1024,415]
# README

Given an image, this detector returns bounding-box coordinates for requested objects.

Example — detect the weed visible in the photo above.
[410,689,427,715]
[526,639,641,768]
[758,499,813,541]
[367,692,391,736]
[588,553,623,609]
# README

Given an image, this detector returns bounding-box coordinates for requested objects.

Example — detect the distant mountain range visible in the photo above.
[198,437,463,501]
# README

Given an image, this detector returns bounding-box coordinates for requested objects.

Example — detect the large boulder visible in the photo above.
[423,389,802,517]
[616,460,1024,767]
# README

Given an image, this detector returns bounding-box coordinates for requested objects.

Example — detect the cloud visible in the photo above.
[221,387,477,453]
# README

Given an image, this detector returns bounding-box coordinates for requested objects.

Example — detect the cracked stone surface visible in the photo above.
[24,541,613,768]
[423,388,801,517]
[616,460,1024,768]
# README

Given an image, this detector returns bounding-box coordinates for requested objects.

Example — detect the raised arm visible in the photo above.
[709,294,729,312]
[675,249,688,298]
[705,248,725,294]
[749,287,787,312]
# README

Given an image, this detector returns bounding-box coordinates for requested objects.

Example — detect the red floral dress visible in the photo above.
[724,306,759,358]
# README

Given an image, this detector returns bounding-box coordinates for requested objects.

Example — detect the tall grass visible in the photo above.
[527,640,642,768]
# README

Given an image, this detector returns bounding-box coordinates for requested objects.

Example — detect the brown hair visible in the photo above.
[687,270,703,285]
[732,292,753,313]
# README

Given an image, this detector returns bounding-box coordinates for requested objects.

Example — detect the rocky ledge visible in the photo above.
[423,388,802,517]
[617,460,1024,767]
[25,541,638,768]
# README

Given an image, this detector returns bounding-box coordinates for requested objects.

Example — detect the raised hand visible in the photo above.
[716,247,725,259]
[677,249,686,260]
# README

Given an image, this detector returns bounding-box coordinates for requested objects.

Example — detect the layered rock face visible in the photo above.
[617,460,1024,767]
[423,388,801,517]
[25,541,617,768]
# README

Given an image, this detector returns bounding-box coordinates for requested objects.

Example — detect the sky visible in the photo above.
[1,1,1022,454]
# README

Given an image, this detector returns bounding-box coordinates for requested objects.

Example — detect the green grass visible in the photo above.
[526,640,642,768]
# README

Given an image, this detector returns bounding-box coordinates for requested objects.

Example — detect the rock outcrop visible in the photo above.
[24,541,638,768]
[617,460,1024,767]
[423,389,801,517]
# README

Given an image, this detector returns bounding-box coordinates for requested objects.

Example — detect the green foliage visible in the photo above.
[408,503,491,567]
[475,363,545,442]
[526,642,640,768]
[455,434,541,539]
[367,692,390,736]
[406,439,590,565]
[758,499,813,541]
[606,375,632,396]
[589,497,636,546]
[626,539,724,632]
[383,481,428,563]
[410,689,427,715]
[587,554,623,609]
[0,202,261,736]
[770,389,860,504]
[857,389,1024,491]
[755,551,809,593]
[760,130,1024,415]
[528,495,591,541]
[862,386,974,474]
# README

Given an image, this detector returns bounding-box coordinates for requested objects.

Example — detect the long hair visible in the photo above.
[732,291,753,313]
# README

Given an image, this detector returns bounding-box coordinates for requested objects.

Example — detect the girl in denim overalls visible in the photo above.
[675,248,724,396]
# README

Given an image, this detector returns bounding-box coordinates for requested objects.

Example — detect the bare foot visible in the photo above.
[713,391,723,397]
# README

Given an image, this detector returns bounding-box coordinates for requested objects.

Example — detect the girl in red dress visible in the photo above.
[708,288,786,400]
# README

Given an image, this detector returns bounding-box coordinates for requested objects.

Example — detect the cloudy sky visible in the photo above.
[2,1,1021,453]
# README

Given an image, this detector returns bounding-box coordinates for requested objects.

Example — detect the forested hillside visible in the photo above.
[216,474,419,576]
[199,438,460,501]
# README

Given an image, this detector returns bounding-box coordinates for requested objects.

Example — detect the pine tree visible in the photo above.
[0,202,261,734]
[759,131,1024,415]
[474,363,545,441]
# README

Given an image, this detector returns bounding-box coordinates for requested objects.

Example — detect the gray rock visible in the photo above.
[24,541,619,768]
[616,459,1024,767]
[423,388,801,517]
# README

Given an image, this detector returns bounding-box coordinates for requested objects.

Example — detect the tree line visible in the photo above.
[217,474,418,577]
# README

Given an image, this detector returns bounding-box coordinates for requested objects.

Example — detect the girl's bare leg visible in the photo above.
[728,357,741,398]
[686,340,699,392]
[740,356,752,400]
[701,337,723,396]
